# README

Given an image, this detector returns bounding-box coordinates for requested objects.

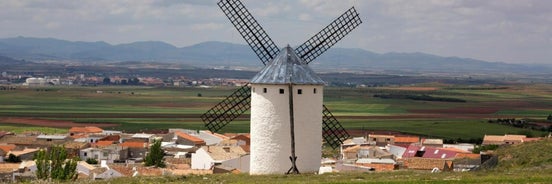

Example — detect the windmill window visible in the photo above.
[279,89,284,94]
[297,89,302,94]
[263,88,267,93]
[313,88,317,94]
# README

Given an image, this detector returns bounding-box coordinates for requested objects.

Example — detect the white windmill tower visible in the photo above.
[249,46,325,174]
[201,0,362,174]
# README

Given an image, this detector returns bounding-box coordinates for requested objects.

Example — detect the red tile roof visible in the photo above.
[175,131,205,145]
[455,153,481,159]
[69,126,103,134]
[94,141,114,147]
[120,141,148,148]
[395,136,420,143]
[0,144,16,153]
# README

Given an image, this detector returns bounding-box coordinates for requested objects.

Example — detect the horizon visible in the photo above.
[1,0,551,65]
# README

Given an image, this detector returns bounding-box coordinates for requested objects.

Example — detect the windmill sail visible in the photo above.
[201,85,251,132]
[295,7,362,64]
[322,105,350,149]
[218,0,280,65]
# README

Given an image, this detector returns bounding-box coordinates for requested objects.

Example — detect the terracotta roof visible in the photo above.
[343,145,361,153]
[395,136,420,143]
[120,141,148,148]
[369,134,395,139]
[422,138,443,145]
[0,163,20,173]
[504,134,526,141]
[203,146,247,161]
[523,137,542,142]
[0,135,37,145]
[64,141,89,149]
[94,141,114,147]
[455,153,481,159]
[69,126,103,134]
[100,135,120,141]
[0,144,16,153]
[483,135,504,142]
[440,147,470,153]
[175,131,205,145]
[7,148,39,157]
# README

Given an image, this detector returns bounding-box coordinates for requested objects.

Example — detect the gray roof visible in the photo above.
[250,46,325,85]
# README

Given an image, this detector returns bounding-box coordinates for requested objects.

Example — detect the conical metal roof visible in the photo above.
[250,46,325,85]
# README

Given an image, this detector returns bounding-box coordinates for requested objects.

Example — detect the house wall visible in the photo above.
[221,155,250,172]
[356,163,397,171]
[191,148,215,170]
[175,137,196,146]
[250,84,322,174]
[80,148,121,163]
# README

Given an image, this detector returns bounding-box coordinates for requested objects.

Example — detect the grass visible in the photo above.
[0,124,67,134]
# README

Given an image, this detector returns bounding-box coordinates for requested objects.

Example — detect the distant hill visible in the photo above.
[0,36,550,74]
[0,54,30,66]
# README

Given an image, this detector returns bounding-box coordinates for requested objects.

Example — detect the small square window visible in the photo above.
[263,88,267,93]
[279,89,284,94]
[297,89,302,94]
[313,88,317,94]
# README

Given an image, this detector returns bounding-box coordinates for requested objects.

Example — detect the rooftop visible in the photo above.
[175,131,206,145]
[69,126,103,133]
[250,46,324,85]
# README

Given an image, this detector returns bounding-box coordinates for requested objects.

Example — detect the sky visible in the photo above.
[0,0,551,64]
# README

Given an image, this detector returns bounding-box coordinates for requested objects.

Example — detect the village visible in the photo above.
[0,126,546,182]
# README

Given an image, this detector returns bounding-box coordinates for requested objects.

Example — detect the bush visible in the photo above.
[7,154,21,163]
[86,158,98,165]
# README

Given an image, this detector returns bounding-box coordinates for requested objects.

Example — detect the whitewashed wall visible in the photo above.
[191,148,214,170]
[250,84,323,174]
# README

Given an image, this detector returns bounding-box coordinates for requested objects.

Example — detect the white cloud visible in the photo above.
[0,0,551,63]
[191,23,224,31]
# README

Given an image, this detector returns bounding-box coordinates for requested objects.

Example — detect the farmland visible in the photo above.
[0,84,551,140]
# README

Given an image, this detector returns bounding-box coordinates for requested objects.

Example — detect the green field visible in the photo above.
[1,84,551,140]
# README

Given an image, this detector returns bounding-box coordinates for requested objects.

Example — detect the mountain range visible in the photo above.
[0,36,549,74]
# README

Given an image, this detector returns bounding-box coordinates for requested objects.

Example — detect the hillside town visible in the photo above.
[0,71,249,88]
[0,126,547,182]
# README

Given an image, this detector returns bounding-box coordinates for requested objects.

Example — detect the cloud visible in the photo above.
[0,0,550,63]
[191,23,224,31]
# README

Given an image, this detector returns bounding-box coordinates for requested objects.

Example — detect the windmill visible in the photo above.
[201,0,362,174]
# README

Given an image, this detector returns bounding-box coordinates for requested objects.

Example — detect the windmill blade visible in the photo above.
[322,105,350,149]
[218,0,280,65]
[295,7,362,64]
[201,84,251,132]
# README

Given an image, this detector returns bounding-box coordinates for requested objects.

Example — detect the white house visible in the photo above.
[80,146,124,163]
[191,146,249,172]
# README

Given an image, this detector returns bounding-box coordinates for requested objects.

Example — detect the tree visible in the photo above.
[144,139,165,168]
[128,77,140,85]
[7,153,21,163]
[102,77,111,85]
[34,146,78,181]
[547,114,552,121]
